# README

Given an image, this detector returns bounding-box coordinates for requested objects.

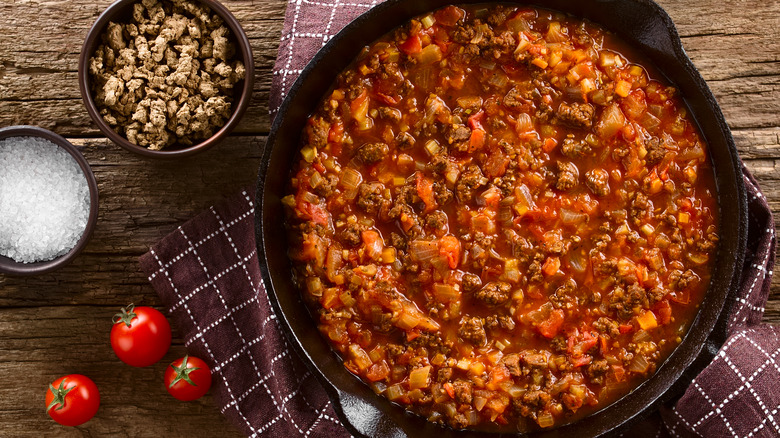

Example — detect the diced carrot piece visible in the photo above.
[619,324,634,334]
[438,235,461,269]
[416,173,437,213]
[542,256,561,276]
[537,309,564,338]
[615,80,632,97]
[636,311,658,330]
[542,137,557,152]
[531,58,548,69]
[468,128,486,152]
[398,34,422,54]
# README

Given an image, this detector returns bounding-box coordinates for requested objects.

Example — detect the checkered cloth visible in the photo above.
[140,1,779,437]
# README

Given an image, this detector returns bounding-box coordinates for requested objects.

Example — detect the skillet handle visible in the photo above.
[333,389,407,438]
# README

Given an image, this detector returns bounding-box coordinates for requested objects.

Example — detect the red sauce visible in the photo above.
[283,4,719,432]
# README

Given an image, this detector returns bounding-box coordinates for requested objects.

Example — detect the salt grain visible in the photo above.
[0,137,91,263]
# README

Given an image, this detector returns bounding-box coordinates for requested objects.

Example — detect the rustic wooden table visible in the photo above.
[0,0,777,436]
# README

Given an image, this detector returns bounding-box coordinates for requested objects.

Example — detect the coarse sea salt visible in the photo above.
[0,137,90,263]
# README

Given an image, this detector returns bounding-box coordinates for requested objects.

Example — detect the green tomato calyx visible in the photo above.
[169,355,200,388]
[47,379,75,413]
[112,304,137,327]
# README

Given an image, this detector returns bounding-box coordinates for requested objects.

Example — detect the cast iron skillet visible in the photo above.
[256,1,747,436]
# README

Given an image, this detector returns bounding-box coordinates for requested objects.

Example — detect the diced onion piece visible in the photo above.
[560,208,588,225]
[396,311,421,330]
[507,16,530,32]
[421,14,435,29]
[433,283,460,302]
[468,361,485,375]
[537,411,555,428]
[410,240,440,262]
[300,146,316,163]
[385,384,405,401]
[641,224,655,236]
[568,250,588,273]
[628,354,650,373]
[516,113,534,132]
[339,168,362,190]
[306,277,323,297]
[632,329,652,343]
[687,253,709,265]
[416,44,442,64]
[502,259,520,282]
[596,103,626,139]
[424,139,441,156]
[281,194,296,208]
[409,366,431,389]
[546,22,568,43]
[514,184,536,211]
[300,191,319,205]
[349,344,373,371]
[456,358,471,370]
[340,291,356,307]
[309,171,324,188]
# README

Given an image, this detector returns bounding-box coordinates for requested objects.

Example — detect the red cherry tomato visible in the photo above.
[45,374,100,426]
[110,304,171,367]
[164,356,213,401]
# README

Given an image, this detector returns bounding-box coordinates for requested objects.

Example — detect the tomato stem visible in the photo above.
[169,355,200,388]
[112,304,137,327]
[46,378,74,413]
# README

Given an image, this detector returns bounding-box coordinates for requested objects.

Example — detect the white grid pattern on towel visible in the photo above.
[147,190,344,437]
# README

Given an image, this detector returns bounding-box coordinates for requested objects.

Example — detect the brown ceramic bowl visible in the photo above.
[77,0,254,159]
[0,126,100,276]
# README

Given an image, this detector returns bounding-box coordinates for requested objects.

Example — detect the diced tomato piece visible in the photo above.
[484,149,509,178]
[467,110,485,130]
[618,323,634,334]
[304,202,329,226]
[398,34,422,54]
[438,235,461,269]
[654,299,672,325]
[537,309,564,338]
[416,172,437,213]
[366,361,390,382]
[350,89,369,114]
[571,355,592,367]
[612,364,626,382]
[443,382,455,399]
[433,5,465,27]
[328,121,344,143]
[468,128,486,152]
[542,137,557,152]
[542,256,561,277]
[375,92,399,105]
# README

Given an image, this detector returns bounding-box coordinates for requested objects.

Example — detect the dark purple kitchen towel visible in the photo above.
[140,189,348,438]
[140,1,778,437]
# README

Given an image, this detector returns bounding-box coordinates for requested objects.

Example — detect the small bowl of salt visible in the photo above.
[0,126,99,275]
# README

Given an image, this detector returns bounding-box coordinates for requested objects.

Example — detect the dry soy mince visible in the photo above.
[89,0,246,150]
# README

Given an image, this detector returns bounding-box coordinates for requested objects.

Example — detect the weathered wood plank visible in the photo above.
[0,135,265,306]
[0,0,287,135]
[0,306,243,437]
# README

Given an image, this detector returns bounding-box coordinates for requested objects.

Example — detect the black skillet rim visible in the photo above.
[255,1,748,436]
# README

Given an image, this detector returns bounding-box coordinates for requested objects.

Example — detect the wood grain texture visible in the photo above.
[0,0,778,436]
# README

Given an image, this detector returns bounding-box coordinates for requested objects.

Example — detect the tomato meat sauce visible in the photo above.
[283,4,719,432]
